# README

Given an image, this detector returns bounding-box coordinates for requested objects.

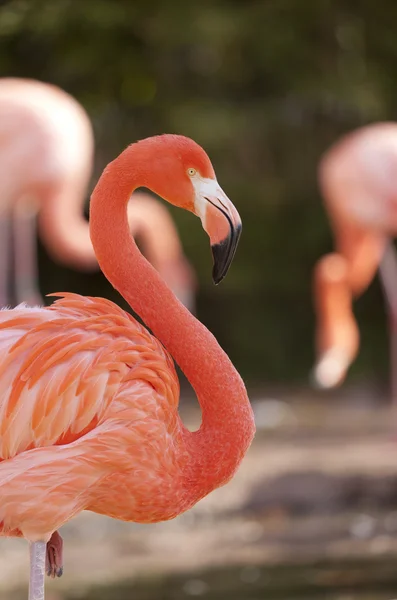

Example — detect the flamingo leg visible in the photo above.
[29,541,46,600]
[378,239,397,417]
[12,199,43,306]
[0,214,12,307]
[45,531,63,578]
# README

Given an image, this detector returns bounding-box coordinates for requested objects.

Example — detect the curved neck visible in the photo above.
[314,253,359,358]
[327,213,386,297]
[127,193,196,310]
[38,181,98,272]
[89,144,255,493]
[339,230,385,297]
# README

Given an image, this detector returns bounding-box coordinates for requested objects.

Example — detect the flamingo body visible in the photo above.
[0,79,93,200]
[320,123,397,234]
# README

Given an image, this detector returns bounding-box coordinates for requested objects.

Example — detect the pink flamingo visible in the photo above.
[0,133,255,600]
[312,123,397,401]
[0,77,196,310]
[0,77,96,307]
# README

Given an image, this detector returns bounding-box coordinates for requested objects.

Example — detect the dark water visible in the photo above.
[60,560,397,600]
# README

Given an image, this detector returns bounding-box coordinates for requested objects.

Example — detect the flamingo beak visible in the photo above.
[193,178,242,284]
[210,209,242,285]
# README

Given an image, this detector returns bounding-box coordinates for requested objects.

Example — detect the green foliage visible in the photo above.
[1,0,395,384]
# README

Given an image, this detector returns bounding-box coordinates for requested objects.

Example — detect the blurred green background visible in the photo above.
[0,0,393,385]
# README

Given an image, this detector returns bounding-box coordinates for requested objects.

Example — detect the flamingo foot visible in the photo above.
[311,347,350,389]
[46,531,63,578]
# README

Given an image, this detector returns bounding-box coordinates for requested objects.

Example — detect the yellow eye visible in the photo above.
[187,168,196,176]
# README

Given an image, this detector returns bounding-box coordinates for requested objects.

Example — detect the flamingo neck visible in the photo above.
[89,144,255,495]
[314,254,353,326]
[313,253,359,375]
[39,180,98,272]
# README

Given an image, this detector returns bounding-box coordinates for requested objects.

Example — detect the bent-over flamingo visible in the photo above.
[0,78,196,310]
[0,134,255,600]
[0,77,96,307]
[312,123,397,401]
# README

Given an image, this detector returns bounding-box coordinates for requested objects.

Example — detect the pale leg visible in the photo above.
[378,239,397,419]
[0,215,12,307]
[13,199,43,306]
[29,541,46,600]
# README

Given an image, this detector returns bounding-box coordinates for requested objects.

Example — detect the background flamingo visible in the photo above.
[312,123,397,402]
[0,133,255,600]
[0,77,196,311]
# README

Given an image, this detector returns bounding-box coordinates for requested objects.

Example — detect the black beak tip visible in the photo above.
[212,268,225,286]
[210,221,241,285]
[211,240,230,285]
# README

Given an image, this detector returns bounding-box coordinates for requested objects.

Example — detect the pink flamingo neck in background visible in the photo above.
[128,193,184,267]
[38,178,97,272]
[89,138,255,491]
[314,253,359,358]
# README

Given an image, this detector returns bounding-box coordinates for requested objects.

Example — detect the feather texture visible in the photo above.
[0,294,186,540]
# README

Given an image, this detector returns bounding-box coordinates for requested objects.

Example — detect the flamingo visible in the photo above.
[0,77,196,310]
[0,133,255,600]
[312,123,397,400]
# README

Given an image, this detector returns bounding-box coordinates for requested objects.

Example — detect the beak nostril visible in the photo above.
[217,197,228,211]
[203,195,229,213]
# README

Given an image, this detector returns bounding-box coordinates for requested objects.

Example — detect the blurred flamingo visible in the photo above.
[0,77,196,311]
[312,123,397,400]
[0,134,255,600]
[0,77,95,308]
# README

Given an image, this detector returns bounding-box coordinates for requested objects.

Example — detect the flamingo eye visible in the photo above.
[187,168,196,177]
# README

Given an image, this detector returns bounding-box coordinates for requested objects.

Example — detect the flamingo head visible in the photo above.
[137,134,242,284]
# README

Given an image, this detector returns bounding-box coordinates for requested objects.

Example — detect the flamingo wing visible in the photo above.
[0,293,179,460]
[0,293,181,537]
